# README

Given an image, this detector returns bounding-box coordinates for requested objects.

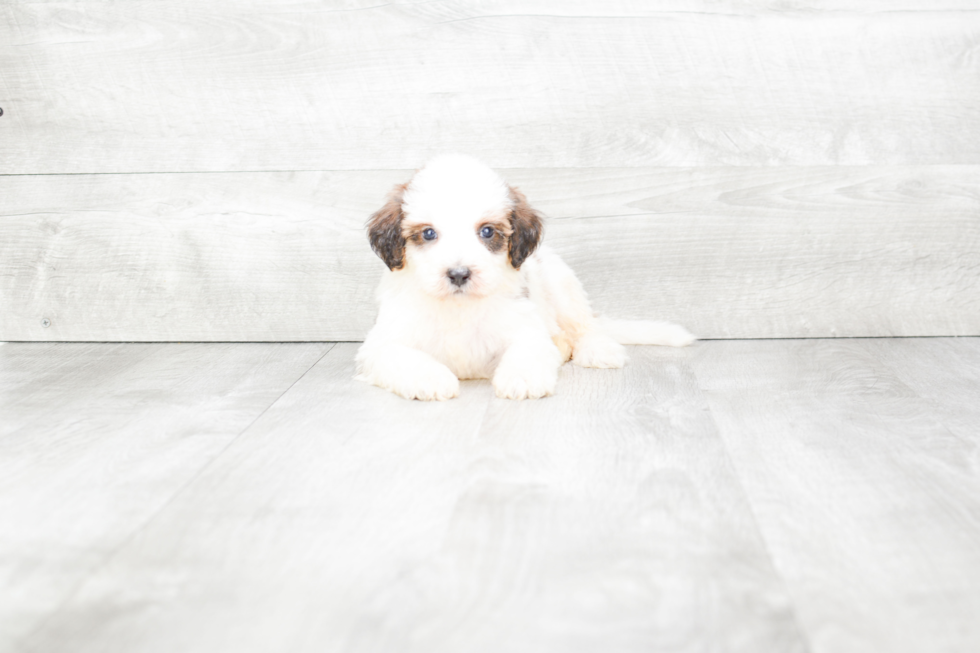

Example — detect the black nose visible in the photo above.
[447,267,471,287]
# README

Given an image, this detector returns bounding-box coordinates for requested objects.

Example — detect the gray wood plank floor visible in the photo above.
[2,339,978,652]
[0,343,333,649]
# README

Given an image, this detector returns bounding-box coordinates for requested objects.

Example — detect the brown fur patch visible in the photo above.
[477,220,511,254]
[507,187,543,269]
[367,182,409,270]
[403,223,436,246]
[552,333,574,363]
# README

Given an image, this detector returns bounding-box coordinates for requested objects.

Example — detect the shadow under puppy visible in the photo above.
[356,155,694,400]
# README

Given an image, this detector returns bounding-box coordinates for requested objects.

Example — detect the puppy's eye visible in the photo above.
[479,226,494,239]
[422,227,437,241]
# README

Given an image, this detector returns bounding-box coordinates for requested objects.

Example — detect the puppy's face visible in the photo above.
[367,156,542,299]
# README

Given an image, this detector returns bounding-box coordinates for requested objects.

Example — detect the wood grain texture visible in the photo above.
[18,343,807,653]
[690,338,980,653]
[1,2,978,172]
[0,342,330,649]
[2,165,978,341]
[0,170,403,341]
[861,337,980,444]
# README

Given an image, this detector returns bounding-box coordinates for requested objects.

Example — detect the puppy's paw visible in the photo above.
[358,362,460,401]
[572,333,627,368]
[395,364,460,401]
[493,362,557,400]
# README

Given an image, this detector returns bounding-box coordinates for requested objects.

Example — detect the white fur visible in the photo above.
[356,154,694,401]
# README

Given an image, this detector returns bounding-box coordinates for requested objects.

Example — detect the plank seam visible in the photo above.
[691,366,818,653]
[5,163,980,178]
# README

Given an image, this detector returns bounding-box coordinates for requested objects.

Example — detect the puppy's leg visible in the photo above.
[571,332,627,369]
[492,332,563,400]
[528,247,627,369]
[356,342,459,401]
[529,247,692,368]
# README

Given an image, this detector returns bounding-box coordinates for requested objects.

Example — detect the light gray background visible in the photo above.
[3,4,980,653]
[2,0,977,340]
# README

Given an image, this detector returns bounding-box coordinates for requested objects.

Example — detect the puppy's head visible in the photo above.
[367,155,543,298]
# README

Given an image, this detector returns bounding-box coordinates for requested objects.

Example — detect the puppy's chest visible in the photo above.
[401,304,512,379]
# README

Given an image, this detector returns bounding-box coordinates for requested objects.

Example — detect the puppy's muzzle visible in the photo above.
[447,267,471,287]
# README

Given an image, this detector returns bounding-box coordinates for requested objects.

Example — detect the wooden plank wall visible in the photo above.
[1,1,978,340]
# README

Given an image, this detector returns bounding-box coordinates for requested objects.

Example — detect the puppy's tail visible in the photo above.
[596,316,696,348]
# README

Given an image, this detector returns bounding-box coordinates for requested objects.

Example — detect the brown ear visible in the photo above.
[507,187,543,269]
[367,183,408,270]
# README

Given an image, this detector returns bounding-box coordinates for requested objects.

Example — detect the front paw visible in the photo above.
[394,364,460,401]
[492,362,557,400]
[358,362,460,401]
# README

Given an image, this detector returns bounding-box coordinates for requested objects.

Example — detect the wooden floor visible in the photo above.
[2,338,979,652]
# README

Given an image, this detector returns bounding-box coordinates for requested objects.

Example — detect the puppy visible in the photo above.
[356,155,694,401]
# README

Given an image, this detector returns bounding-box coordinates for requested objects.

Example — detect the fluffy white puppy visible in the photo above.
[356,155,694,401]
